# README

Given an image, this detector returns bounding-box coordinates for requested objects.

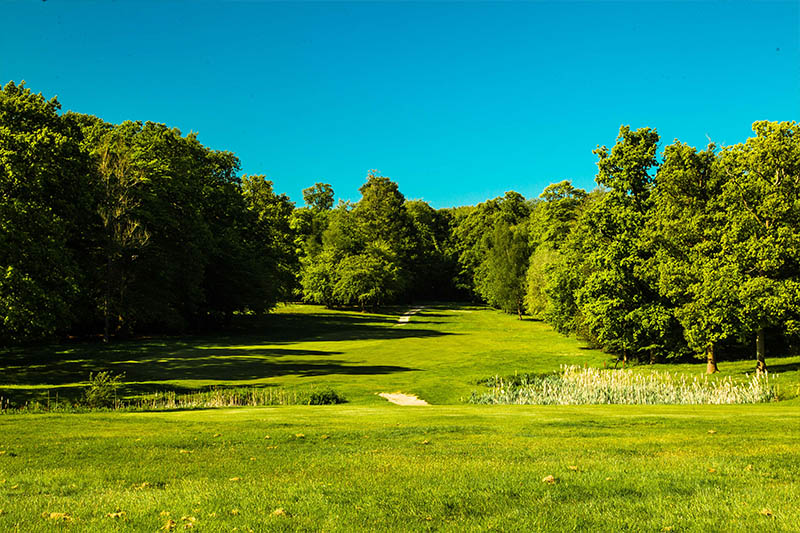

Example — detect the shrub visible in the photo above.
[83,371,124,408]
[307,388,346,405]
[476,372,554,388]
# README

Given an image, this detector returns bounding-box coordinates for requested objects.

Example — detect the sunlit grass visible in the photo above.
[2,304,799,407]
[1,304,611,407]
[1,305,800,531]
[0,405,798,531]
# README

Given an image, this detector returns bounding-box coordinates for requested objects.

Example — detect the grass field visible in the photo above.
[1,304,615,407]
[2,304,800,531]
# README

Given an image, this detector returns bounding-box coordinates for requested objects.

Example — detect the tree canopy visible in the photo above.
[1,81,798,374]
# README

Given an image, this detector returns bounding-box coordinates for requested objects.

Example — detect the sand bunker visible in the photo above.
[378,392,430,406]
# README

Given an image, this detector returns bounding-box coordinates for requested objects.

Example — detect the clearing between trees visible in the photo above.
[1,305,799,531]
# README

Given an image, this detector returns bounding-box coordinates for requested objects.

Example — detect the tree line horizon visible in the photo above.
[2,81,798,374]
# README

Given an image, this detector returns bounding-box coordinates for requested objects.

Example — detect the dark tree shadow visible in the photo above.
[219,312,455,344]
[742,361,800,374]
[0,306,447,395]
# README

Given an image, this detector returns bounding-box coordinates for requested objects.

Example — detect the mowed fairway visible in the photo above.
[0,304,612,406]
[2,305,800,532]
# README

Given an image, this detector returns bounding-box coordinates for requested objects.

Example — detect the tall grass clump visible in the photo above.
[83,371,124,408]
[470,365,778,405]
[1,386,346,414]
[131,386,346,410]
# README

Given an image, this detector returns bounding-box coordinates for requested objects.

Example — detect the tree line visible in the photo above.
[2,82,798,373]
[1,81,296,343]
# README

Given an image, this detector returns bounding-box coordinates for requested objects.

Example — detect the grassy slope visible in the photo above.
[3,303,799,406]
[1,304,615,406]
[2,304,800,531]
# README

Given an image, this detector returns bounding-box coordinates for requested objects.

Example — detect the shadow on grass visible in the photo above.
[747,361,800,374]
[1,308,440,391]
[1,380,276,406]
[221,312,455,344]
[1,356,421,405]
[0,385,86,406]
[2,347,422,386]
[767,361,800,374]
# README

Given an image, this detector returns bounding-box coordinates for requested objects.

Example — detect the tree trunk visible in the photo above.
[103,252,111,343]
[705,343,718,374]
[649,349,657,365]
[756,328,767,374]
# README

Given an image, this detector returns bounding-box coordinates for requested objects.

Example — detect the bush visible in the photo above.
[307,388,346,405]
[476,372,554,388]
[83,371,124,408]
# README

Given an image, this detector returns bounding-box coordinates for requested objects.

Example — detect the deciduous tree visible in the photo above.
[718,121,800,373]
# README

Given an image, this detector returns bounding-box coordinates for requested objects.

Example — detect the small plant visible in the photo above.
[84,371,125,408]
[307,388,346,405]
[476,372,554,388]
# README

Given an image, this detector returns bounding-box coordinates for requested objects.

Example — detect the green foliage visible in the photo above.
[299,249,338,307]
[405,200,462,300]
[453,191,531,308]
[291,183,334,276]
[3,78,799,373]
[525,181,589,321]
[1,81,302,342]
[533,180,588,249]
[476,221,529,317]
[299,171,414,309]
[524,245,558,318]
[652,141,737,368]
[0,81,95,343]
[332,248,401,310]
[717,121,800,369]
[353,171,413,251]
[83,371,124,408]
[575,126,683,360]
[307,388,346,405]
[241,174,298,306]
[303,182,334,211]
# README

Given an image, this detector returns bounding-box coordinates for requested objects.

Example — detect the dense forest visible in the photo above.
[2,82,798,372]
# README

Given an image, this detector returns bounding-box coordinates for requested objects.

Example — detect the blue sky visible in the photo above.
[3,1,798,207]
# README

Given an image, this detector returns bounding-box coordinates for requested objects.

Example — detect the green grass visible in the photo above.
[1,304,614,407]
[1,405,799,531]
[2,303,800,531]
[4,303,798,407]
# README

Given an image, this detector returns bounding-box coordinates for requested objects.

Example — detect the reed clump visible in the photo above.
[1,386,345,414]
[470,365,778,405]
